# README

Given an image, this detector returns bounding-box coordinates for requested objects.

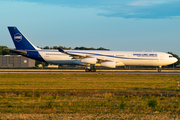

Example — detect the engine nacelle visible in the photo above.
[101,61,116,68]
[81,57,97,64]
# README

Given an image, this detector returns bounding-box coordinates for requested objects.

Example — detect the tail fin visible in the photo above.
[8,27,41,50]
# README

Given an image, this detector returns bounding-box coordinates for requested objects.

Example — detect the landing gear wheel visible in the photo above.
[85,68,91,72]
[91,68,96,72]
[158,66,161,73]
[158,68,161,73]
[85,64,96,72]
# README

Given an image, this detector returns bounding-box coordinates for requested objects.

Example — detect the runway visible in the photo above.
[0,69,180,74]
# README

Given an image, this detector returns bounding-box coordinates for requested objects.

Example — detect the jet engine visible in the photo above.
[81,57,97,64]
[101,61,116,68]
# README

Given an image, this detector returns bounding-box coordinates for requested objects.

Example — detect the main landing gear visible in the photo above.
[85,65,96,72]
[158,66,161,73]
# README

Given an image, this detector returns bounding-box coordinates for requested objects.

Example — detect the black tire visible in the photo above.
[91,68,96,72]
[85,68,91,72]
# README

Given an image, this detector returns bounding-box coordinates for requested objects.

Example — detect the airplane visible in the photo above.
[7,26,177,72]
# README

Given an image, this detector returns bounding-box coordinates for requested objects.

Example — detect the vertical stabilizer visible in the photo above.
[8,27,41,50]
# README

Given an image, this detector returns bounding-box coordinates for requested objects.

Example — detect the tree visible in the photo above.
[0,46,15,55]
[53,46,58,49]
[37,46,109,50]
[58,46,71,50]
[97,47,109,50]
[43,46,49,49]
[74,46,109,50]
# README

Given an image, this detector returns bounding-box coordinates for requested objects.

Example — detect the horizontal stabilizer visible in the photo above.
[6,48,27,55]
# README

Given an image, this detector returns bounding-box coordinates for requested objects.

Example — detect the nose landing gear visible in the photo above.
[158,66,161,73]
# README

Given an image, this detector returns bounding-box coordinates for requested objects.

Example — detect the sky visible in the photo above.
[0,0,180,55]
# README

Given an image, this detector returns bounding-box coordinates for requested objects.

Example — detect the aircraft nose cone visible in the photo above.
[172,57,178,64]
[174,58,178,63]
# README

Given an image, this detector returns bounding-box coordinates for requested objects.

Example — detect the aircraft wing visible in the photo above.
[58,48,91,60]
[58,48,114,63]
[58,48,123,68]
[58,48,106,60]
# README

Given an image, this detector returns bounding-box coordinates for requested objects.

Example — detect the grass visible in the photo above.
[0,74,180,119]
[0,74,179,90]
[0,91,180,114]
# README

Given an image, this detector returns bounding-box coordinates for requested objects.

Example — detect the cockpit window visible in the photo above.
[169,55,173,58]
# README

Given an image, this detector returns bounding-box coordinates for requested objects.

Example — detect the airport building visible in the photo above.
[0,55,35,68]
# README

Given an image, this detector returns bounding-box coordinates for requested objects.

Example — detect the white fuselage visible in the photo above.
[8,26,177,68]
[37,50,177,67]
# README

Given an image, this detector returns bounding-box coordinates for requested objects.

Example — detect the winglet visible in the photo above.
[58,48,65,52]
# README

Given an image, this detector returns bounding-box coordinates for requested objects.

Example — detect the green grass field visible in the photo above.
[0,74,180,119]
[0,74,180,90]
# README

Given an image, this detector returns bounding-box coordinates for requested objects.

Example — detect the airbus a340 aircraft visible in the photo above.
[7,26,177,72]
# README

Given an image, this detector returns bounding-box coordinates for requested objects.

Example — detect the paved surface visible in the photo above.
[0,69,180,74]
